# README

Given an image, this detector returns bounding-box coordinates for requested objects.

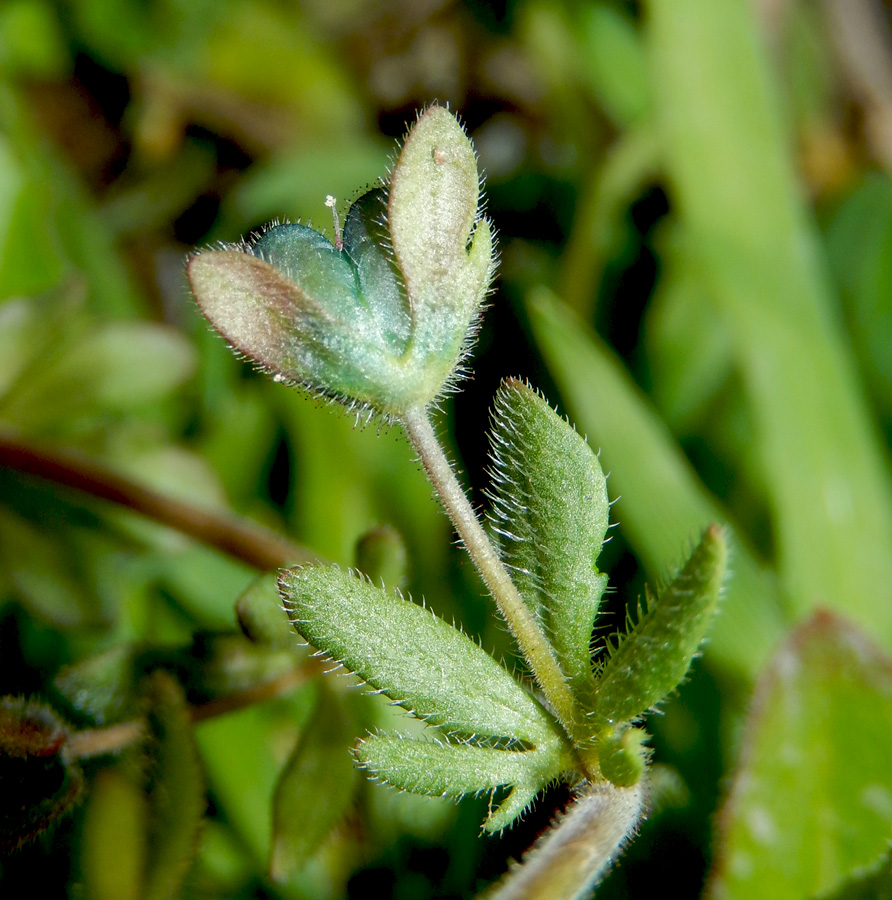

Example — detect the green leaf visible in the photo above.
[142,671,204,900]
[270,687,358,881]
[488,378,608,703]
[0,321,196,433]
[528,288,785,683]
[354,524,408,590]
[707,612,892,900]
[575,4,650,127]
[0,134,64,297]
[595,525,726,727]
[54,644,135,725]
[356,732,569,832]
[236,572,295,648]
[817,847,892,900]
[0,506,95,627]
[279,565,562,747]
[825,173,892,418]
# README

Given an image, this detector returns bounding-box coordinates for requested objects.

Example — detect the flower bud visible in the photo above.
[187,106,495,419]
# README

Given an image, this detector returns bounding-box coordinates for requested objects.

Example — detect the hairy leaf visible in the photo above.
[527,288,784,684]
[488,378,608,703]
[356,732,569,832]
[280,565,562,746]
[595,524,726,726]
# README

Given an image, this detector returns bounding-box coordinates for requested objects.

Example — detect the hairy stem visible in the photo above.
[401,405,580,737]
[0,429,317,570]
[484,780,645,900]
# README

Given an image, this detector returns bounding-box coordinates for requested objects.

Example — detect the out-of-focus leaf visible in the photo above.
[646,0,892,647]
[0,88,145,315]
[195,687,317,866]
[279,388,450,582]
[0,0,68,78]
[354,525,408,591]
[196,2,363,139]
[142,671,204,900]
[270,687,358,881]
[575,4,649,127]
[80,768,147,900]
[0,134,64,298]
[280,565,562,747]
[645,246,733,431]
[825,173,892,418]
[236,572,294,647]
[157,545,254,630]
[155,632,301,704]
[707,612,892,900]
[231,139,389,228]
[817,847,892,900]
[527,289,785,683]
[0,296,79,399]
[0,322,196,433]
[54,644,135,725]
[0,506,96,627]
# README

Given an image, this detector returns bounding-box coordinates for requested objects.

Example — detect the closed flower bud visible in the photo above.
[187,106,495,419]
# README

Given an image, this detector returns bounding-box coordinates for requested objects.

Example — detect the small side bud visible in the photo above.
[598,725,649,788]
[354,525,408,590]
[188,106,496,420]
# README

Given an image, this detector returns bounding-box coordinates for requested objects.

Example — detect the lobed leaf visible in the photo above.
[488,378,608,704]
[279,565,561,747]
[595,524,726,727]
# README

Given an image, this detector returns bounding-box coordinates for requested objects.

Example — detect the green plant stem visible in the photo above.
[401,405,580,738]
[0,429,317,570]
[484,780,645,900]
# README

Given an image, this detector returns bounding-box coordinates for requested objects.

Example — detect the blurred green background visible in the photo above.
[2,0,892,898]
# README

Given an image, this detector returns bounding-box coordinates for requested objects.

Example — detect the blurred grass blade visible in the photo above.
[706,611,892,900]
[645,0,892,646]
[527,288,785,682]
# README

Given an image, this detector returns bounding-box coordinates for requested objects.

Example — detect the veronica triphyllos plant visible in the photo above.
[187,105,726,900]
